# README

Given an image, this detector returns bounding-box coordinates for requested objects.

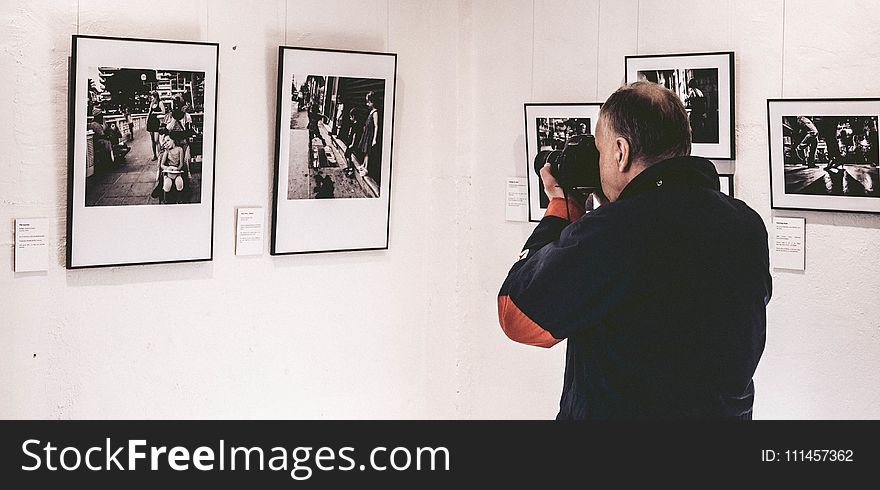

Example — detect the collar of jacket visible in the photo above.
[616,155,720,201]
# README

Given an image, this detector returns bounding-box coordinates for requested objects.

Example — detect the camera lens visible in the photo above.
[533,135,601,191]
[534,150,562,176]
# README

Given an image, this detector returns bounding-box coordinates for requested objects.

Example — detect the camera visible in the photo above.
[533,134,601,193]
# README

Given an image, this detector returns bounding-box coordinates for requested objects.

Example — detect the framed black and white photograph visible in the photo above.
[768,98,880,213]
[272,46,396,254]
[67,35,218,268]
[719,174,734,197]
[626,52,735,159]
[524,103,602,222]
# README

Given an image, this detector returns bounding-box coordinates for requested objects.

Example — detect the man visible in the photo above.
[497,82,771,420]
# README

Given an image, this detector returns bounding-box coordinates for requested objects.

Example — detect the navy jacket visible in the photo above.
[498,156,771,419]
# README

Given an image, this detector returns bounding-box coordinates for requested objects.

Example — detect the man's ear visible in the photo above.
[615,137,631,173]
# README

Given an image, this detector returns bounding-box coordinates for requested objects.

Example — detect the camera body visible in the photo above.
[533,134,601,193]
[534,134,602,193]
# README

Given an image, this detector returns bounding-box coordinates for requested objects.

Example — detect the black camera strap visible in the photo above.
[562,186,571,222]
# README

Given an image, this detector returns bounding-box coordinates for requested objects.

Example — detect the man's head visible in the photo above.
[595,81,691,201]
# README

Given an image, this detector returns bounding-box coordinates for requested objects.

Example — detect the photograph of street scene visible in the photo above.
[287,74,385,200]
[782,115,879,197]
[535,117,591,208]
[637,68,719,144]
[85,66,206,206]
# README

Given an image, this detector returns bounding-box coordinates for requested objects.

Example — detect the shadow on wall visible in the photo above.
[65,261,214,289]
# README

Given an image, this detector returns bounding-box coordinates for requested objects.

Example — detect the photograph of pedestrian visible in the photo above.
[768,99,880,213]
[286,74,385,200]
[67,36,218,268]
[273,46,396,254]
[524,103,601,222]
[626,52,735,159]
[636,68,719,144]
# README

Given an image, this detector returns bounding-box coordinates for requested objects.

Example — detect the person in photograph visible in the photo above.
[165,97,193,168]
[158,135,186,199]
[88,112,114,167]
[794,116,820,166]
[343,107,361,178]
[795,116,842,169]
[123,107,134,142]
[146,91,166,161]
[358,91,381,180]
[685,78,708,140]
[181,89,194,113]
[860,117,879,166]
[836,120,854,160]
[818,117,844,169]
[104,121,129,161]
[307,100,326,147]
[105,121,121,148]
[299,84,310,112]
[164,96,193,131]
[498,81,771,420]
[334,99,346,138]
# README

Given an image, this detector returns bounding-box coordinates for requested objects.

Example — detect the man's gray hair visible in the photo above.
[599,81,692,164]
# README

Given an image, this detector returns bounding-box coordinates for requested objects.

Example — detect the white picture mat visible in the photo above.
[625,53,733,160]
[768,99,880,213]
[524,104,601,222]
[274,48,395,253]
[70,37,217,267]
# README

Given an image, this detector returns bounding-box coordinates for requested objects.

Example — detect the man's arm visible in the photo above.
[497,164,587,347]
[497,196,585,347]
[497,164,630,348]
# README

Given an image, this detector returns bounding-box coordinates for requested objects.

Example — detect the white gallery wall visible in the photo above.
[1,0,878,419]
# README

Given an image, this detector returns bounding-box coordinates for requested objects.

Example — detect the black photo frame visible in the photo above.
[272,46,397,254]
[67,35,219,269]
[719,174,734,198]
[523,103,602,222]
[767,98,880,213]
[626,51,735,160]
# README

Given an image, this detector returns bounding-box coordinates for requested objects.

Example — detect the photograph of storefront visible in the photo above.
[287,74,386,200]
[85,66,206,206]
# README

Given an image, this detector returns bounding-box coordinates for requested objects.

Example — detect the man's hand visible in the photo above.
[540,163,566,200]
[541,163,601,209]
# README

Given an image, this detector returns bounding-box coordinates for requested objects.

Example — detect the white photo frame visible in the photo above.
[768,98,880,213]
[626,52,735,160]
